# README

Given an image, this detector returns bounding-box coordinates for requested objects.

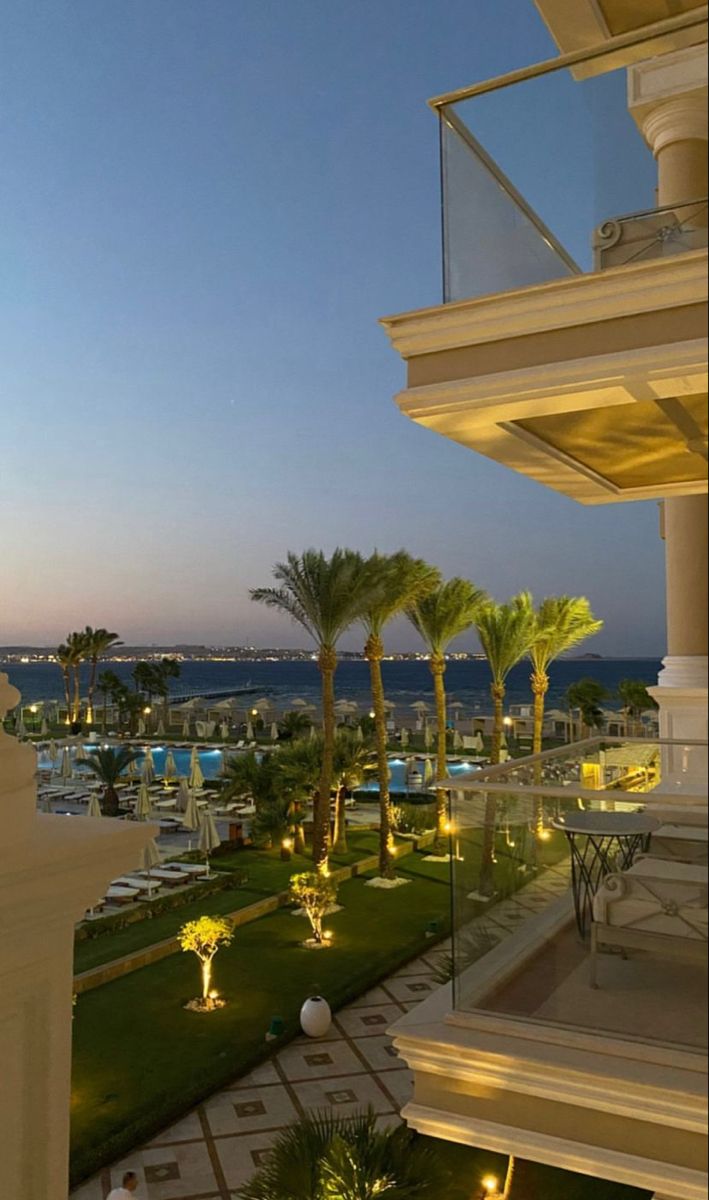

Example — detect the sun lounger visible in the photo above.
[137,868,189,886]
[113,876,162,896]
[104,885,141,905]
[155,798,177,810]
[591,858,708,988]
[163,862,210,876]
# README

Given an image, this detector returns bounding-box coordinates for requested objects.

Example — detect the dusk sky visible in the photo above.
[1,0,666,655]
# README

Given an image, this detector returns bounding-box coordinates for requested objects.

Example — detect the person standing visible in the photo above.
[107,1172,139,1199]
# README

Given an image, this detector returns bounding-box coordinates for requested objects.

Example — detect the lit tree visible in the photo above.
[529,598,602,755]
[290,871,338,946]
[83,627,123,724]
[177,915,233,1007]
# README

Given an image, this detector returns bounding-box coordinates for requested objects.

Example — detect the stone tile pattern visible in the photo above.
[70,863,570,1200]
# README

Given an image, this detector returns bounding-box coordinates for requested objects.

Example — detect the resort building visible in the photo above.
[382,3,708,1198]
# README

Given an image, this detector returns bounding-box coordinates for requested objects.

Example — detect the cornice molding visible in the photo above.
[401,1104,709,1200]
[380,251,708,359]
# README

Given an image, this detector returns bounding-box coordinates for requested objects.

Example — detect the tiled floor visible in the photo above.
[70,861,570,1200]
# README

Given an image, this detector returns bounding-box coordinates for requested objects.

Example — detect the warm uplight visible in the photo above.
[323,930,334,942]
[444,820,456,835]
[29,705,38,714]
[143,706,152,715]
[251,708,258,716]
[482,1178,499,1195]
[282,838,293,851]
[208,990,220,1001]
[369,710,376,719]
[538,829,552,842]
[503,717,513,727]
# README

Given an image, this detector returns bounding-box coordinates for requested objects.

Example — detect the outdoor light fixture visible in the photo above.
[481,1177,500,1197]
[143,706,151,715]
[369,710,376,719]
[281,837,293,862]
[29,705,38,714]
[266,1016,285,1042]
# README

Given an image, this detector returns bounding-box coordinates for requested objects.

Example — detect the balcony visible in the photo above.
[380,12,708,505]
[389,738,708,1200]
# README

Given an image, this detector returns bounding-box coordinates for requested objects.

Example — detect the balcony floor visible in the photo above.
[484,924,708,1051]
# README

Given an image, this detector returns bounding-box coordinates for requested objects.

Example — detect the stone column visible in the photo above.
[629,45,708,795]
[0,673,155,1198]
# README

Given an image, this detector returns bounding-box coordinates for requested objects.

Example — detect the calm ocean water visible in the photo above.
[4,657,661,713]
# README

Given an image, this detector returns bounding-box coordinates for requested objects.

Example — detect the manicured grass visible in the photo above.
[433,1140,650,1200]
[73,831,387,974]
[70,856,452,1185]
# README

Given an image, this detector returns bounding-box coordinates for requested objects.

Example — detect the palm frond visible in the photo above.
[530,596,603,675]
[407,578,487,656]
[475,593,538,684]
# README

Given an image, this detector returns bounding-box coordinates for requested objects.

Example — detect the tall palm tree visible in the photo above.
[76,747,139,816]
[252,549,377,869]
[65,630,90,726]
[361,552,440,878]
[475,594,538,896]
[408,579,487,855]
[331,730,372,856]
[97,669,124,733]
[529,598,602,755]
[83,627,122,724]
[239,1110,446,1200]
[55,642,73,725]
[617,678,657,736]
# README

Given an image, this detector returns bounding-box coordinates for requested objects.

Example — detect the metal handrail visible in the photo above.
[428,7,708,110]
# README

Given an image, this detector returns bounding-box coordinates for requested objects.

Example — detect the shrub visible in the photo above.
[75,870,245,942]
[289,871,338,945]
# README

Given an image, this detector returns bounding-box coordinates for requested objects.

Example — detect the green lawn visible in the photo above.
[73,830,387,974]
[434,1140,650,1200]
[70,856,452,1185]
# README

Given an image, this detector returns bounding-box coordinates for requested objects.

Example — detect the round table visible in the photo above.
[553,811,660,936]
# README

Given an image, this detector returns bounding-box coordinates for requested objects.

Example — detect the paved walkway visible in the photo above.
[71,861,571,1200]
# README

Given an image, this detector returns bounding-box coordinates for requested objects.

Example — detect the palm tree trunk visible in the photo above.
[479,682,505,897]
[531,671,548,838]
[86,656,98,725]
[503,1155,515,1198]
[367,638,396,879]
[61,669,72,725]
[315,647,337,870]
[72,664,82,725]
[101,692,107,734]
[332,785,348,855]
[430,656,449,856]
[103,785,119,817]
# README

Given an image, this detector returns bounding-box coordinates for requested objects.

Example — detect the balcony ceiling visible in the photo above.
[381,251,709,505]
[534,0,707,65]
[599,0,706,36]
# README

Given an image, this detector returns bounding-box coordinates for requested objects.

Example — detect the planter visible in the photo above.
[300,995,332,1039]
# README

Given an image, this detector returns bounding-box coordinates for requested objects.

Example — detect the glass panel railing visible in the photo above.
[439,30,708,301]
[446,738,708,1034]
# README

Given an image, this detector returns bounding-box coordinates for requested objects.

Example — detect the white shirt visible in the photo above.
[107,1190,135,1200]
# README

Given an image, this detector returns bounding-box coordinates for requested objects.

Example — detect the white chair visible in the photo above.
[591,858,708,988]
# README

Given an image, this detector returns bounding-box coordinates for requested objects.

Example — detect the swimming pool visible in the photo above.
[356,757,479,800]
[37,744,226,780]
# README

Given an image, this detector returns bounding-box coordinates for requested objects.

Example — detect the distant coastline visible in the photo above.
[0,645,663,665]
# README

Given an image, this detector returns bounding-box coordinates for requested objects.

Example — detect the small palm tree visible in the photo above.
[617,678,657,736]
[238,1110,446,1200]
[566,677,609,737]
[279,710,313,740]
[97,669,124,733]
[408,579,487,855]
[475,595,538,897]
[76,747,139,816]
[83,627,122,724]
[361,552,440,878]
[252,549,378,869]
[529,598,602,755]
[331,730,372,855]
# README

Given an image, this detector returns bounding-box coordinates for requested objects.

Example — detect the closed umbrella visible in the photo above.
[15,713,26,738]
[270,722,279,741]
[473,732,484,753]
[423,758,434,786]
[156,719,166,737]
[140,757,155,786]
[453,730,463,751]
[139,837,162,884]
[246,720,254,741]
[137,718,146,737]
[60,747,73,780]
[198,810,221,877]
[87,793,103,818]
[355,725,364,743]
[40,717,49,737]
[75,741,88,762]
[48,740,59,764]
[423,723,433,750]
[177,777,190,812]
[183,789,201,831]
[182,718,191,738]
[400,728,409,748]
[219,721,230,740]
[309,723,317,741]
[163,749,178,783]
[135,783,152,820]
[188,748,204,789]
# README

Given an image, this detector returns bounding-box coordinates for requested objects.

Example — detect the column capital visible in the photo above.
[629,44,708,152]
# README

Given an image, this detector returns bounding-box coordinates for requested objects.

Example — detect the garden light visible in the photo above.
[482,1177,499,1196]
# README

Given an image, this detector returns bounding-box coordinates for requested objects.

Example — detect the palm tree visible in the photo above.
[76,747,139,816]
[279,710,313,740]
[239,1110,446,1200]
[476,595,538,766]
[97,669,124,733]
[65,630,90,727]
[529,598,602,755]
[252,549,377,869]
[276,735,324,854]
[155,657,181,726]
[361,552,440,878]
[55,642,73,725]
[475,595,538,897]
[331,730,372,855]
[566,677,609,737]
[617,678,657,736]
[408,579,487,855]
[83,627,122,724]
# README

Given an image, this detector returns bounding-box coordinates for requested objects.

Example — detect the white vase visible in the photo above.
[300,995,332,1039]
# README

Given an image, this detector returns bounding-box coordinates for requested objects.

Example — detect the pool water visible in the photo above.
[37,744,226,780]
[356,757,478,799]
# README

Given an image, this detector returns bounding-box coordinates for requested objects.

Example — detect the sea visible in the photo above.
[3,657,662,714]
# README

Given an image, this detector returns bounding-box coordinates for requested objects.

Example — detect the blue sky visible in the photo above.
[0,0,666,654]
